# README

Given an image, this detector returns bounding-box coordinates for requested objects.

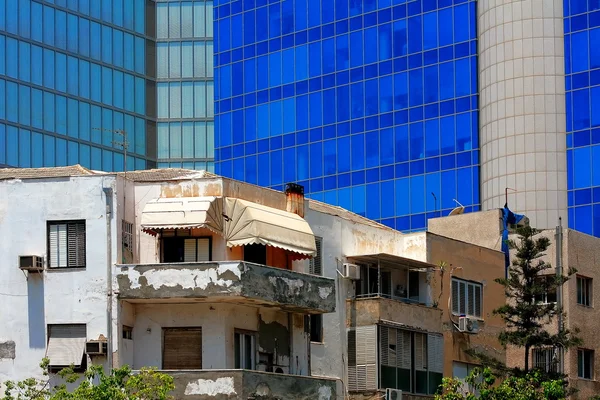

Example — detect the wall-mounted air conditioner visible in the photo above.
[386,388,403,400]
[458,316,480,334]
[85,341,107,355]
[342,263,360,280]
[19,255,44,272]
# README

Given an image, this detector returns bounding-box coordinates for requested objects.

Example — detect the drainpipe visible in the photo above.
[103,187,114,373]
[555,217,563,373]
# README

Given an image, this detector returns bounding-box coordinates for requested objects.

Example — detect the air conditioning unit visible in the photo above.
[386,388,403,400]
[85,341,107,356]
[342,263,360,280]
[458,316,480,334]
[19,255,44,272]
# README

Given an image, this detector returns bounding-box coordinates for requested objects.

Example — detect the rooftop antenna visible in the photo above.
[431,192,438,217]
[505,187,517,207]
[92,128,129,177]
[448,199,465,216]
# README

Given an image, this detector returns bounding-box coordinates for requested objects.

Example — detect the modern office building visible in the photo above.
[213,0,600,236]
[0,0,215,172]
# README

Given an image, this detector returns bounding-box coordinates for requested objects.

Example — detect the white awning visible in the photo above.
[45,325,86,368]
[141,197,223,235]
[224,197,316,256]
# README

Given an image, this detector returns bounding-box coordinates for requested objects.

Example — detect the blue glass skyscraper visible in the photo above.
[213,0,479,231]
[0,0,215,172]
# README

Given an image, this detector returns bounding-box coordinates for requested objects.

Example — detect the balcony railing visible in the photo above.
[116,261,336,313]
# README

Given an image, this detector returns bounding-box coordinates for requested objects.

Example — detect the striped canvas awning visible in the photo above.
[141,197,223,235]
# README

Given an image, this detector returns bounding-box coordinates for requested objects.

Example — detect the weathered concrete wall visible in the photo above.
[346,298,443,334]
[427,210,504,251]
[0,175,120,384]
[425,233,507,378]
[165,370,336,400]
[129,303,307,374]
[116,262,336,313]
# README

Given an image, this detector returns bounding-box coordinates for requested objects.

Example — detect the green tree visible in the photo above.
[493,226,581,374]
[434,367,567,400]
[2,359,174,400]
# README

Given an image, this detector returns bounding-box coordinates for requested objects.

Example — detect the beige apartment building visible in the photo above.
[430,209,600,399]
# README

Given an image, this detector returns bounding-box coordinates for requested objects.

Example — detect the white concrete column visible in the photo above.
[478,0,568,229]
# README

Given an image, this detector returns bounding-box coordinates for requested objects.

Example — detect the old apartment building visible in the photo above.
[431,210,600,399]
[0,166,508,400]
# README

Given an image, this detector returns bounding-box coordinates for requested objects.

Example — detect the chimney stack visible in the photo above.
[285,183,305,218]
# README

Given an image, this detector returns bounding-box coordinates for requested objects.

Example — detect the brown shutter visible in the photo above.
[163,328,202,369]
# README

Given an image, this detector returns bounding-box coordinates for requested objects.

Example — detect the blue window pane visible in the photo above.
[591,28,600,69]
[454,4,469,43]
[43,6,55,46]
[43,92,55,131]
[67,14,78,53]
[336,35,349,70]
[5,0,17,34]
[19,0,30,38]
[409,69,423,106]
[19,42,30,82]
[0,80,4,121]
[573,89,590,130]
[423,11,438,50]
[6,126,18,166]
[408,16,422,53]
[393,20,407,57]
[18,85,30,125]
[31,2,43,42]
[19,129,31,167]
[6,38,17,78]
[571,31,589,73]
[113,30,124,68]
[55,10,67,50]
[32,132,43,167]
[379,24,392,61]
[79,60,90,99]
[574,147,592,188]
[296,46,308,80]
[79,18,90,56]
[90,22,101,60]
[56,95,67,135]
[5,82,17,123]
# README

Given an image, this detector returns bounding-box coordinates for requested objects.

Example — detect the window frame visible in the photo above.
[577,276,593,307]
[578,348,594,380]
[47,220,87,269]
[46,323,87,373]
[234,329,256,370]
[159,230,212,263]
[451,278,483,319]
[532,347,562,374]
[533,275,557,305]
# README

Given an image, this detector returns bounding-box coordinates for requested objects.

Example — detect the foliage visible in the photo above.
[2,359,174,400]
[434,367,567,400]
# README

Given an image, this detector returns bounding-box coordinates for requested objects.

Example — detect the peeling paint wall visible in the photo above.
[0,176,120,384]
[129,303,306,373]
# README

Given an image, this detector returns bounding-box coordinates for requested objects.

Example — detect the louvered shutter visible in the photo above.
[67,222,86,267]
[474,284,482,318]
[309,237,322,275]
[184,239,197,262]
[347,326,377,391]
[388,327,397,367]
[398,329,412,369]
[49,224,68,268]
[414,332,427,371]
[459,281,466,315]
[380,326,389,366]
[163,328,202,369]
[427,334,444,374]
[467,283,475,316]
[196,238,210,261]
[451,279,459,314]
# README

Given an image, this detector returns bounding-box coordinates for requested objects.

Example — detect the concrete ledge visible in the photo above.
[148,369,337,400]
[116,261,336,313]
[346,298,443,333]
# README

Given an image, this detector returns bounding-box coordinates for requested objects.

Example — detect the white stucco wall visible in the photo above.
[0,175,120,385]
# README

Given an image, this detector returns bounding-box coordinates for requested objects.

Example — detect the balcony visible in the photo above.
[346,297,443,333]
[159,370,337,400]
[116,261,336,314]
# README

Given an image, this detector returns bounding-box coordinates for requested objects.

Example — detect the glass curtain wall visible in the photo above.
[0,0,155,170]
[213,0,479,231]
[564,0,600,235]
[156,0,215,171]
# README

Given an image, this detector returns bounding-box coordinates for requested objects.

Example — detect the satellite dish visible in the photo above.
[448,199,465,216]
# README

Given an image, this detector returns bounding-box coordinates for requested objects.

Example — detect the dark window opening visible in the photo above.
[244,244,267,265]
[310,314,323,342]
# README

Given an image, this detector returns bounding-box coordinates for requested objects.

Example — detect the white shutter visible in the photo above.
[50,224,68,268]
[196,238,210,261]
[380,326,389,366]
[397,329,412,369]
[348,325,377,392]
[451,279,459,314]
[184,239,197,262]
[414,332,427,371]
[428,334,444,374]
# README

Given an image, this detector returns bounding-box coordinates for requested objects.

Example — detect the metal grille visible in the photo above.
[122,220,133,250]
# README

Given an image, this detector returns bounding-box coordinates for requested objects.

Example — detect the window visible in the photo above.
[452,361,480,395]
[160,230,211,263]
[310,314,323,342]
[234,330,256,369]
[122,220,133,251]
[122,326,133,340]
[534,276,557,304]
[309,236,322,275]
[46,324,87,373]
[243,244,266,265]
[162,328,202,369]
[532,347,562,374]
[577,276,592,307]
[48,221,86,268]
[578,349,594,379]
[451,278,482,318]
